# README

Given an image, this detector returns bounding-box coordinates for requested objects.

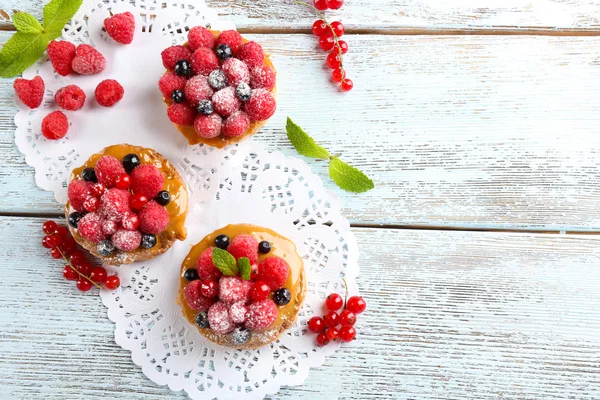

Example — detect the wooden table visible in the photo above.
[2,1,600,399]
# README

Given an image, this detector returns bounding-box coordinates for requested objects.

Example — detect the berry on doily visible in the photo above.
[243,89,276,122]
[221,58,250,87]
[185,280,215,312]
[346,296,367,314]
[55,85,86,111]
[325,293,343,311]
[208,301,235,334]
[161,45,191,70]
[72,44,106,75]
[130,163,164,198]
[47,40,76,76]
[99,188,131,221]
[104,12,135,45]
[196,247,223,281]
[41,111,69,140]
[245,299,278,331]
[218,276,252,304]
[187,26,215,51]
[338,309,356,326]
[120,211,140,231]
[216,30,243,55]
[68,180,93,212]
[228,234,259,264]
[95,79,124,107]
[101,219,118,236]
[105,275,121,290]
[78,212,106,243]
[111,229,142,252]
[325,327,339,342]
[338,325,356,342]
[249,65,276,90]
[159,72,187,98]
[256,256,289,290]
[308,316,325,333]
[184,74,214,106]
[324,310,339,328]
[194,113,222,139]
[138,201,169,234]
[95,155,126,188]
[190,47,219,76]
[221,111,250,138]
[212,87,242,117]
[316,332,329,346]
[238,41,264,69]
[14,76,44,109]
[208,69,228,91]
[167,103,196,126]
[229,301,248,324]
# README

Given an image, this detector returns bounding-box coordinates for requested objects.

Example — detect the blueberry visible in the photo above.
[208,69,228,90]
[231,327,250,345]
[197,99,214,115]
[68,212,84,229]
[195,311,210,328]
[81,167,97,182]
[171,89,184,103]
[273,288,291,305]
[122,153,141,173]
[214,234,229,250]
[141,233,157,249]
[216,44,233,61]
[184,268,199,281]
[155,190,171,206]
[97,240,115,257]
[174,59,191,77]
[235,83,251,101]
[258,241,271,254]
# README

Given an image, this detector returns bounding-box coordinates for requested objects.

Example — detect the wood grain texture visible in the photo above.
[1,216,599,399]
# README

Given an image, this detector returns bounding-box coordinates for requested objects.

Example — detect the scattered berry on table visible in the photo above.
[308,316,326,333]
[130,193,149,210]
[312,20,328,36]
[89,266,108,284]
[155,190,171,206]
[326,52,342,69]
[325,327,339,342]
[194,113,222,138]
[235,83,251,101]
[159,72,187,98]
[174,59,192,77]
[256,256,289,290]
[216,30,244,55]
[77,278,93,292]
[332,68,345,83]
[69,251,86,266]
[47,40,76,76]
[200,279,219,299]
[138,201,169,234]
[187,26,215,51]
[51,248,62,259]
[338,325,356,342]
[231,327,251,345]
[330,21,344,37]
[214,235,230,250]
[273,288,291,305]
[325,293,344,311]
[327,0,344,9]
[221,58,250,87]
[63,265,78,281]
[122,153,141,173]
[41,111,69,140]
[208,69,228,90]
[314,0,329,11]
[141,233,157,249]
[238,41,264,69]
[104,275,121,290]
[338,40,348,54]
[196,99,214,116]
[131,164,164,198]
[72,44,106,75]
[104,11,135,44]
[167,103,196,125]
[245,299,278,331]
[55,85,86,111]
[243,89,276,121]
[346,296,367,314]
[43,220,58,234]
[249,65,276,90]
[190,47,220,75]
[316,332,329,346]
[341,78,354,91]
[14,76,45,109]
[195,311,210,328]
[338,309,356,326]
[250,281,271,302]
[171,89,184,103]
[228,234,259,264]
[161,45,191,70]
[46,233,62,248]
[208,301,234,334]
[184,268,199,282]
[113,229,144,251]
[258,240,271,254]
[324,310,339,328]
[215,43,233,61]
[221,111,250,138]
[95,79,124,107]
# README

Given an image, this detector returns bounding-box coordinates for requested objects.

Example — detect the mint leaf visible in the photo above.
[328,156,374,193]
[238,257,251,281]
[0,32,50,78]
[286,117,331,159]
[12,13,43,34]
[211,248,239,276]
[43,0,83,37]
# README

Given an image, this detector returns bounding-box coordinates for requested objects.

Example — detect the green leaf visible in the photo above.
[286,117,331,159]
[212,248,239,276]
[0,31,50,78]
[328,156,375,193]
[238,257,251,280]
[12,12,44,34]
[43,0,83,37]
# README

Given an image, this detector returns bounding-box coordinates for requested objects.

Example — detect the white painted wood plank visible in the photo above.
[1,216,599,399]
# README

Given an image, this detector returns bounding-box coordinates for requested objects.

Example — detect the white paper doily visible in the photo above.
[100,141,361,399]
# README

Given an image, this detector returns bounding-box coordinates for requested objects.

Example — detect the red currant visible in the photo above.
[61,238,76,255]
[115,173,131,190]
[46,233,62,248]
[42,235,53,249]
[55,226,68,238]
[326,0,343,9]
[50,248,62,259]
[325,293,344,311]
[250,281,271,302]
[332,68,345,83]
[90,266,108,284]
[326,52,342,69]
[316,332,330,346]
[76,278,93,292]
[338,326,356,342]
[76,263,92,277]
[338,40,348,54]
[62,265,78,281]
[314,0,328,10]
[200,279,219,298]
[69,251,86,267]
[341,78,354,91]
[84,197,100,213]
[346,296,366,314]
[318,35,335,51]
[130,193,149,210]
[308,316,326,333]
[324,310,339,328]
[330,21,344,37]
[42,220,57,234]
[312,20,328,36]
[338,309,356,326]
[91,183,106,198]
[325,327,339,342]
[105,275,121,290]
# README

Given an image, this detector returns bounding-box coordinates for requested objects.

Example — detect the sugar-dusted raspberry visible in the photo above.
[99,188,131,221]
[78,212,106,243]
[68,180,93,212]
[229,301,248,324]
[194,113,222,139]
[228,234,259,264]
[216,30,243,55]
[121,211,140,231]
[47,40,76,76]
[111,229,141,251]
[130,164,164,198]
[218,276,252,304]
[161,45,191,71]
[221,111,250,138]
[159,71,187,98]
[238,41,264,69]
[55,85,86,111]
[14,76,44,109]
[190,47,219,76]
[245,299,278,331]
[101,219,118,236]
[167,103,195,126]
[72,44,106,75]
[196,247,223,281]
[41,111,69,140]
[188,26,215,51]
[95,155,126,187]
[208,301,235,334]
[250,65,276,90]
[212,87,241,117]
[104,12,135,45]
[184,74,214,106]
[95,79,124,107]
[256,256,289,290]
[221,58,250,87]
[138,201,169,234]
[244,89,276,122]
[184,280,215,311]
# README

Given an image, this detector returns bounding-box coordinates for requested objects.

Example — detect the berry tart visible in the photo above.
[65,144,188,265]
[160,27,277,148]
[177,224,306,348]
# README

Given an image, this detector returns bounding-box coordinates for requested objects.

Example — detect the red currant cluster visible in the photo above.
[41,220,120,292]
[307,293,366,346]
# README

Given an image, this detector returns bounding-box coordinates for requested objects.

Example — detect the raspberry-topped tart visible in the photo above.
[65,144,188,265]
[177,224,306,348]
[160,27,277,148]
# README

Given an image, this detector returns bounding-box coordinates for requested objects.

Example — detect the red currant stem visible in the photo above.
[342,277,349,305]
[56,247,103,289]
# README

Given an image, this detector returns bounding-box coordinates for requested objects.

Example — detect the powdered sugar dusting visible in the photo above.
[208,301,235,334]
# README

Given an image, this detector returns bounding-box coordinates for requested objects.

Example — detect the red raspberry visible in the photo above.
[196,247,223,281]
[245,299,278,331]
[99,188,131,222]
[121,211,140,231]
[95,79,124,107]
[67,180,93,212]
[130,164,164,198]
[91,183,106,198]
[41,111,69,140]
[216,30,243,55]
[218,276,252,304]
[256,256,289,290]
[308,316,326,333]
[72,44,106,75]
[102,219,118,236]
[238,41,264,69]
[55,85,86,111]
[208,301,234,334]
[229,301,248,324]
[167,102,196,126]
[184,75,213,106]
[187,26,215,51]
[228,234,259,264]
[83,196,100,212]
[104,12,135,45]
[200,279,219,299]
[221,111,250,138]
[212,87,241,117]
[138,201,169,234]
[47,41,76,76]
[161,45,192,70]
[194,113,222,139]
[159,71,187,98]
[95,155,126,187]
[249,65,276,90]
[244,89,276,122]
[111,229,141,251]
[184,280,215,311]
[78,213,106,243]
[221,58,250,87]
[14,76,45,109]
[190,47,219,76]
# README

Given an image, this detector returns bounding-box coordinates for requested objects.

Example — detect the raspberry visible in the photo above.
[256,256,289,290]
[41,111,69,140]
[130,164,164,198]
[95,155,126,187]
[194,113,222,139]
[99,188,131,221]
[78,213,106,243]
[208,301,235,334]
[250,65,276,90]
[161,45,192,71]
[138,201,169,234]
[218,276,252,304]
[121,211,139,231]
[184,75,214,106]
[72,44,106,75]
[245,299,278,331]
[47,41,76,76]
[229,301,248,324]
[55,85,86,111]
[190,47,219,76]
[238,41,264,69]
[212,87,241,117]
[221,58,250,87]
[111,229,142,251]
[187,26,215,51]
[158,72,187,98]
[84,196,100,212]
[196,247,223,281]
[244,89,276,122]
[216,30,243,55]
[102,219,118,236]
[184,280,215,311]
[221,111,250,138]
[167,103,196,126]
[14,76,44,109]
[104,12,135,44]
[95,79,124,107]
[67,180,93,212]
[228,234,259,264]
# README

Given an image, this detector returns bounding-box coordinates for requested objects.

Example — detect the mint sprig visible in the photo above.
[286,117,374,193]
[12,13,43,34]
[211,248,239,276]
[238,257,251,281]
